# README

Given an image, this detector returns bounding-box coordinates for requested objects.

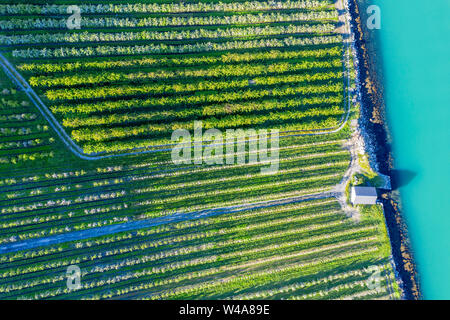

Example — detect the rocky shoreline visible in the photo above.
[346,0,421,299]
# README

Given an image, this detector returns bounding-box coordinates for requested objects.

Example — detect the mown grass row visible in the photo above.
[28,59,342,88]
[0,198,391,300]
[12,36,342,59]
[0,134,350,243]
[229,262,392,299]
[0,159,347,242]
[3,11,337,31]
[0,86,56,166]
[0,199,339,265]
[1,24,337,47]
[0,130,348,186]
[16,46,343,74]
[0,1,331,16]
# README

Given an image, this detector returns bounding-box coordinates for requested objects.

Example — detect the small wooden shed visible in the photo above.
[351,186,378,205]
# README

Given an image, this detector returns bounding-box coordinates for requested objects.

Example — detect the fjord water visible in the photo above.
[375,0,450,299]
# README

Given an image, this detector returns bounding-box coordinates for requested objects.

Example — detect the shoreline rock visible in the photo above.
[346,0,421,300]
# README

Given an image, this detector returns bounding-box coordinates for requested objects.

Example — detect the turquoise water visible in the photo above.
[373,0,450,299]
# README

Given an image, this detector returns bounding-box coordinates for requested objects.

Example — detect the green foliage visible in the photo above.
[0,0,400,301]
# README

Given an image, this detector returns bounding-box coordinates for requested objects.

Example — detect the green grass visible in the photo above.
[0,0,401,300]
[0,198,398,300]
[1,1,343,154]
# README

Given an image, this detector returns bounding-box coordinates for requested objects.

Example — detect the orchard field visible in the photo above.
[0,0,346,155]
[0,0,402,300]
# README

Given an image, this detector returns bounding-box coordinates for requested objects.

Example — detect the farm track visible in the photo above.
[0,2,353,254]
[0,191,335,254]
[0,199,341,270]
[0,210,350,290]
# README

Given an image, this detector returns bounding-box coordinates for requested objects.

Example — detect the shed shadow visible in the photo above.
[390,169,417,190]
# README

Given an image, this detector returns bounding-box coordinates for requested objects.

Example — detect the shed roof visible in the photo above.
[353,186,377,196]
[351,186,378,205]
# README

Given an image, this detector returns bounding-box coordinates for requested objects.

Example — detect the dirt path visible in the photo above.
[0,1,357,252]
[0,191,334,255]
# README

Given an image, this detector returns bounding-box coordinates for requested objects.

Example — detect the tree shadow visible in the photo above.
[390,169,417,190]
